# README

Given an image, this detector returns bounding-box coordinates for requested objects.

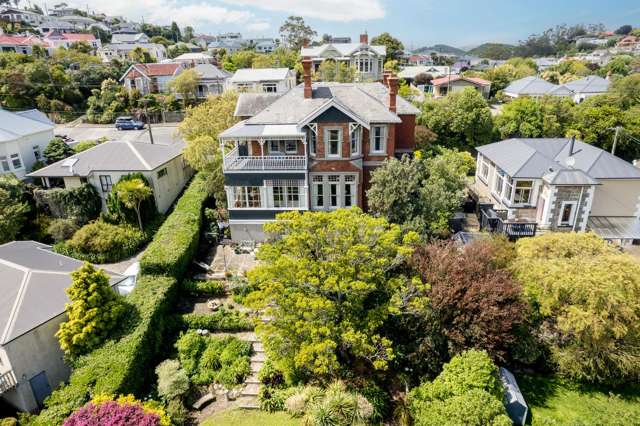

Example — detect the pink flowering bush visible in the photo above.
[63,395,170,426]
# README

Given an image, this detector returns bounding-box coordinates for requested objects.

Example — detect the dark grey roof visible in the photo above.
[477,138,640,180]
[542,169,599,186]
[194,63,231,80]
[246,82,419,126]
[504,76,566,96]
[0,241,125,344]
[28,140,184,178]
[563,75,610,94]
[235,93,282,117]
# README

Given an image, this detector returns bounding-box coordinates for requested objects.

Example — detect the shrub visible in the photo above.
[34,184,102,224]
[73,140,99,153]
[140,173,211,278]
[409,350,509,426]
[164,399,189,426]
[47,218,79,242]
[513,232,640,385]
[56,263,126,358]
[178,309,253,332]
[44,137,74,164]
[155,359,190,401]
[259,386,298,412]
[63,394,170,426]
[105,173,157,226]
[57,221,145,263]
[182,280,225,297]
[258,360,285,388]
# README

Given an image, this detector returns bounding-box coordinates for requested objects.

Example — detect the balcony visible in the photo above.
[0,370,17,394]
[479,208,537,240]
[223,147,307,171]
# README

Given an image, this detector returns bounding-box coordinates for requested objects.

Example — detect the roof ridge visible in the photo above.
[126,140,153,170]
[1,267,31,345]
[586,149,606,175]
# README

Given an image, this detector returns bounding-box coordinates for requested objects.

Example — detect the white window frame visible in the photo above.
[262,82,277,93]
[325,127,342,158]
[285,140,297,154]
[513,180,533,205]
[370,126,387,154]
[269,140,282,154]
[492,168,505,199]
[99,175,113,193]
[0,156,10,172]
[558,201,578,226]
[157,167,168,179]
[310,173,358,211]
[312,175,324,209]
[233,186,262,208]
[478,155,490,183]
[9,153,22,170]
[349,124,361,156]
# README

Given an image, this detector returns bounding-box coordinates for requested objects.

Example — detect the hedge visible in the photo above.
[182,279,226,297]
[139,173,211,278]
[178,309,254,332]
[33,275,178,426]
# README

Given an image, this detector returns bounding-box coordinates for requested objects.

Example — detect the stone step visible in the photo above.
[241,383,260,397]
[251,361,264,373]
[252,342,264,352]
[237,397,260,410]
[251,352,266,362]
[245,374,261,385]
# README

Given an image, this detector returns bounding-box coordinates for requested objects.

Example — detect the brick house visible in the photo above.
[120,63,185,95]
[219,58,419,241]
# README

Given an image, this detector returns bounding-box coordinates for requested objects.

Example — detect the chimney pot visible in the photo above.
[382,71,391,87]
[360,33,368,44]
[302,57,312,99]
[388,75,398,113]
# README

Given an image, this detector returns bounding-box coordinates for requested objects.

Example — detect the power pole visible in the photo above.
[611,126,621,156]
[142,99,154,144]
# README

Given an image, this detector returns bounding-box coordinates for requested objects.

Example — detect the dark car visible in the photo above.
[115,117,145,130]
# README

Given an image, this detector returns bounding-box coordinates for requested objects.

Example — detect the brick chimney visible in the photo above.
[360,32,368,44]
[388,75,398,113]
[302,57,312,99]
[382,71,391,87]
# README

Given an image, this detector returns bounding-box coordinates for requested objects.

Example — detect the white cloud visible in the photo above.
[247,21,272,32]
[220,0,386,22]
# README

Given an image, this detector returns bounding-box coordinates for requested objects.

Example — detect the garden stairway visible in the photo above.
[237,333,264,409]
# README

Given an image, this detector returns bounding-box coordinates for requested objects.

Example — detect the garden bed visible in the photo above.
[201,408,300,426]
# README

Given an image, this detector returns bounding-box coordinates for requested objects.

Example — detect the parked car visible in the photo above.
[115,117,145,130]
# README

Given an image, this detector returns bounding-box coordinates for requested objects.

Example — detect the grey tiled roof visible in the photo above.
[194,64,230,80]
[504,76,566,96]
[28,140,184,178]
[563,75,610,94]
[301,43,386,57]
[235,93,282,117]
[245,82,419,126]
[0,241,125,344]
[543,169,599,185]
[477,138,640,180]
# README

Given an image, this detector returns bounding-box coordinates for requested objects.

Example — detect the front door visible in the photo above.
[29,371,52,408]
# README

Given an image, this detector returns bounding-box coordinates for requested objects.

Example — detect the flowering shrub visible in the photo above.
[63,395,170,426]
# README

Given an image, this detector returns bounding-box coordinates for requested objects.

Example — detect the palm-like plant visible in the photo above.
[115,178,153,231]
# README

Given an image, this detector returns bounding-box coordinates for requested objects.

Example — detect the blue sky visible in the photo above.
[67,0,640,48]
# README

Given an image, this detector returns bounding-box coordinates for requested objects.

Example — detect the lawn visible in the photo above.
[200,408,300,426]
[518,374,640,425]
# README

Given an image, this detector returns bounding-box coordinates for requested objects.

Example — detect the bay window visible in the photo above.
[311,174,358,210]
[493,168,505,197]
[513,181,533,204]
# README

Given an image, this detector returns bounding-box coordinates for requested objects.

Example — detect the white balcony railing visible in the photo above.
[0,370,17,394]
[223,147,307,171]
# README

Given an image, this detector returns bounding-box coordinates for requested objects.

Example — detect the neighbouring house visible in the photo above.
[228,68,296,94]
[0,7,47,26]
[98,42,167,63]
[398,65,451,81]
[470,138,640,243]
[325,36,352,44]
[171,52,215,65]
[192,64,231,98]
[0,241,127,412]
[563,75,610,103]
[110,32,150,44]
[533,57,561,71]
[218,59,419,241]
[0,109,54,180]
[407,54,434,66]
[249,38,278,53]
[120,63,184,95]
[301,33,386,81]
[426,75,491,98]
[233,92,282,120]
[37,19,76,34]
[43,30,101,50]
[208,38,243,54]
[0,34,47,55]
[53,15,96,31]
[28,140,192,214]
[503,76,574,99]
[615,35,639,52]
[48,4,77,17]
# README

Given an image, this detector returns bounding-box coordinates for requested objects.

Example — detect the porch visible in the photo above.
[479,208,537,240]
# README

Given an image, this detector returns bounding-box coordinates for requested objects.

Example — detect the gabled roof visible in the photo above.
[563,75,610,94]
[0,241,125,345]
[194,64,230,80]
[102,42,165,52]
[0,34,44,46]
[477,138,640,180]
[504,76,562,96]
[111,33,148,43]
[0,108,54,142]
[542,169,599,186]
[229,68,293,83]
[301,43,386,57]
[120,63,183,80]
[430,75,491,87]
[43,30,96,42]
[398,65,451,79]
[234,93,282,117]
[174,52,213,61]
[28,140,184,178]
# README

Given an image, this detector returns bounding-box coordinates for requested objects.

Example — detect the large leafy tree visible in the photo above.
[56,263,125,358]
[178,91,239,203]
[409,350,510,426]
[494,95,574,139]
[418,88,493,149]
[370,32,404,61]
[466,60,536,97]
[512,232,640,385]
[114,178,153,231]
[168,68,199,106]
[411,239,526,362]
[44,137,75,164]
[315,60,355,82]
[367,149,474,236]
[0,175,30,243]
[246,209,423,382]
[279,16,316,50]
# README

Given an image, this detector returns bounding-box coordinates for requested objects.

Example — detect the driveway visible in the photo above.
[55,123,183,146]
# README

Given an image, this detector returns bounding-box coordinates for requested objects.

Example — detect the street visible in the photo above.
[54,122,184,146]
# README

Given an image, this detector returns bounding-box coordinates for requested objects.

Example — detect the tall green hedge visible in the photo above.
[32,173,211,425]
[140,172,211,278]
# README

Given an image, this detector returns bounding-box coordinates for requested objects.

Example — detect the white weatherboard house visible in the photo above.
[472,138,640,243]
[228,68,296,94]
[301,33,386,81]
[503,76,574,99]
[28,141,192,214]
[0,109,54,180]
[0,241,126,412]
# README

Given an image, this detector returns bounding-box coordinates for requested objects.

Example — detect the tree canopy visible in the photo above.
[494,95,574,139]
[0,174,30,244]
[279,16,316,50]
[44,137,75,164]
[371,32,405,61]
[246,209,422,381]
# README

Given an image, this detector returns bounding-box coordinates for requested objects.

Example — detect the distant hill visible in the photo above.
[413,44,467,56]
[468,43,517,60]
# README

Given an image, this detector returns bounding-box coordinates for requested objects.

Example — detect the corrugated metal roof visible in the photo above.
[229,68,292,83]
[563,75,610,94]
[0,241,125,344]
[504,76,565,96]
[301,43,386,57]
[219,121,304,139]
[0,108,54,142]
